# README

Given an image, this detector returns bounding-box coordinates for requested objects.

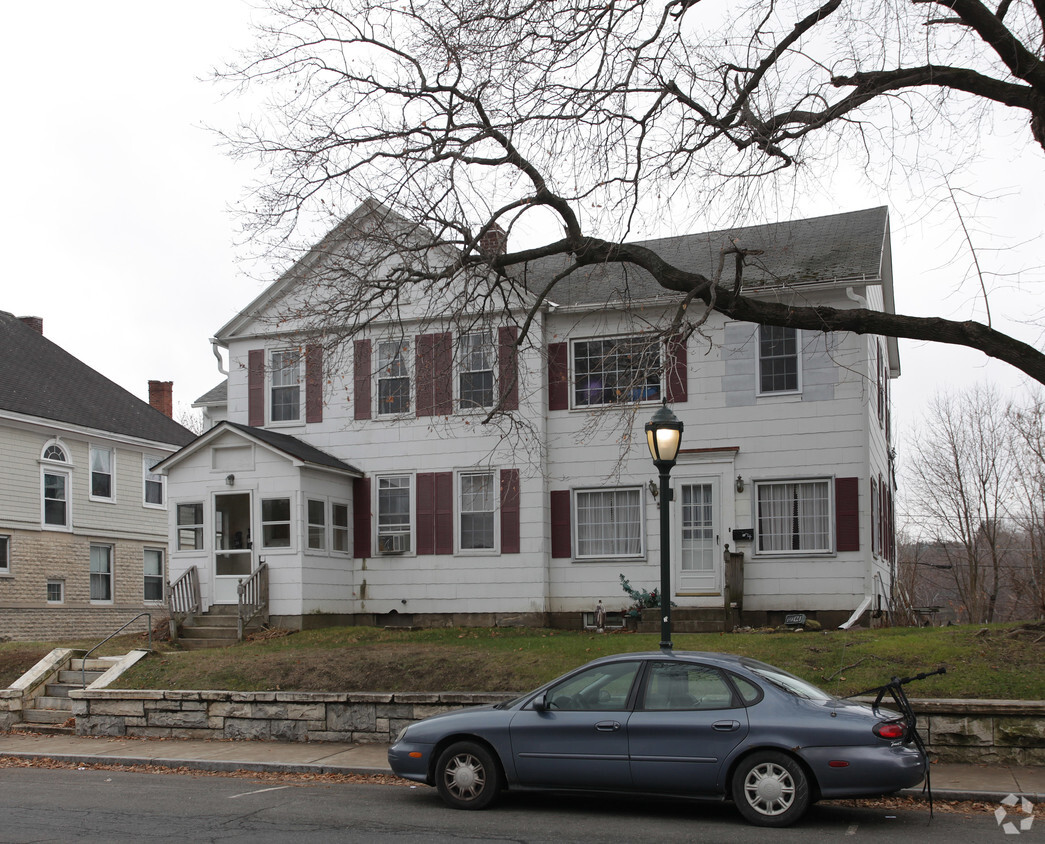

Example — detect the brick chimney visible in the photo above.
[149,381,173,418]
[19,316,43,334]
[478,224,507,256]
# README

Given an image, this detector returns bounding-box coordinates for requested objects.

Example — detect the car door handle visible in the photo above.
[595,721,622,732]
[713,720,741,732]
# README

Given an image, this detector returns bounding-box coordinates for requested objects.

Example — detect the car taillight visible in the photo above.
[874,721,906,740]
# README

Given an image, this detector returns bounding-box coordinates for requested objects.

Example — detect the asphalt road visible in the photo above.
[0,767,1010,843]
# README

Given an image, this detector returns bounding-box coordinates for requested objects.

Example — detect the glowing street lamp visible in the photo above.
[644,402,683,650]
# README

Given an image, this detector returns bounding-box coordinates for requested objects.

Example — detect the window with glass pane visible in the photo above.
[546,660,640,711]
[0,535,9,573]
[90,447,113,499]
[332,503,349,553]
[43,444,66,461]
[270,349,301,421]
[43,472,67,526]
[47,580,64,603]
[756,480,831,553]
[460,472,495,549]
[643,662,737,711]
[144,548,164,601]
[177,503,204,550]
[378,475,411,553]
[260,498,291,548]
[144,456,164,506]
[90,545,113,602]
[308,499,326,550]
[573,336,661,406]
[576,488,642,558]
[459,332,494,408]
[758,326,799,393]
[378,340,410,414]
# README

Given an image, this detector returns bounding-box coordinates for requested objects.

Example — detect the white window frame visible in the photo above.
[269,348,302,424]
[40,440,72,531]
[571,335,662,408]
[458,331,495,410]
[46,579,64,604]
[377,339,411,416]
[375,473,414,555]
[331,501,350,555]
[176,502,205,551]
[143,547,165,603]
[0,534,10,576]
[574,486,644,560]
[307,498,327,551]
[754,478,833,555]
[143,454,166,509]
[89,445,115,502]
[90,544,114,604]
[261,496,293,550]
[457,470,498,553]
[757,325,802,396]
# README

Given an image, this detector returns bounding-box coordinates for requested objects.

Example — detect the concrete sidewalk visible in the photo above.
[2,731,1043,804]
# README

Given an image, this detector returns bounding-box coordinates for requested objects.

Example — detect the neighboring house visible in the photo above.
[160,200,898,632]
[0,312,195,640]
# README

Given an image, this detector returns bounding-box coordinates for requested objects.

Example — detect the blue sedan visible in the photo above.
[387,651,927,827]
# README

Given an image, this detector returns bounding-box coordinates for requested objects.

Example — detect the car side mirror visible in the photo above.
[532,692,548,712]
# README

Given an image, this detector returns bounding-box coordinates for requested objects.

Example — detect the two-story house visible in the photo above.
[0,312,195,640]
[160,200,898,632]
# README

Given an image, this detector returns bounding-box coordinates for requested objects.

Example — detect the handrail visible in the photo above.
[82,612,151,688]
[236,562,269,641]
[167,565,201,617]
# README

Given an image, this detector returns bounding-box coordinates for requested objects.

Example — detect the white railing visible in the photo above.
[237,562,269,641]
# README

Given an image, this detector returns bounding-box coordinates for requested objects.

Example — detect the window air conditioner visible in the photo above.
[378,532,409,554]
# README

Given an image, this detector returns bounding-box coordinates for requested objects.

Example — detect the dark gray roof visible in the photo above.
[194,380,228,406]
[0,311,195,446]
[224,422,362,474]
[519,206,889,307]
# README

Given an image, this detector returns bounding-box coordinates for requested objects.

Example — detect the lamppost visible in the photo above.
[645,402,683,651]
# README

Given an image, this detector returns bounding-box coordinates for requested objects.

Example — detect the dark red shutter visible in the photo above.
[665,334,688,403]
[353,477,371,558]
[416,333,451,417]
[415,334,434,417]
[548,342,568,411]
[835,477,859,552]
[435,472,453,554]
[550,489,572,558]
[498,326,519,411]
[879,475,886,557]
[305,344,323,423]
[500,468,520,554]
[353,339,372,421]
[416,473,435,554]
[248,349,265,427]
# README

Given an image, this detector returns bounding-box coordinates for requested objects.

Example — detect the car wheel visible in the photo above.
[731,751,810,828]
[435,741,502,810]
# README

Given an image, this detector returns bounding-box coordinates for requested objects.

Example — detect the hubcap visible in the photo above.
[743,761,796,816]
[444,753,485,800]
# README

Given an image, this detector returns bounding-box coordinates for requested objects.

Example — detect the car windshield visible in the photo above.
[741,659,835,701]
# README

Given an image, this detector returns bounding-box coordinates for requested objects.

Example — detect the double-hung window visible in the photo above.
[90,544,113,602]
[459,332,495,409]
[459,471,496,550]
[41,442,71,529]
[758,326,800,394]
[176,503,204,550]
[90,446,114,500]
[332,503,350,553]
[756,479,831,553]
[377,340,410,415]
[261,498,291,548]
[270,349,302,422]
[144,548,164,602]
[377,475,412,554]
[46,580,64,604]
[575,487,643,558]
[573,335,661,407]
[0,535,9,575]
[143,455,165,507]
[307,499,327,551]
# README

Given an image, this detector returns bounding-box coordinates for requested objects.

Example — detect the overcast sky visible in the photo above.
[3,2,1043,484]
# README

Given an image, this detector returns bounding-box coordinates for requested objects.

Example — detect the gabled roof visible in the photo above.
[520,206,891,308]
[0,311,195,446]
[155,420,363,476]
[193,380,228,407]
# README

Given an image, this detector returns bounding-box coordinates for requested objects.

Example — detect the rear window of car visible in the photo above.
[740,659,834,701]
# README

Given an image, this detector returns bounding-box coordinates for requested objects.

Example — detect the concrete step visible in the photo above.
[178,637,240,650]
[33,696,72,711]
[23,708,74,724]
[57,670,105,685]
[44,683,75,698]
[179,626,238,640]
[191,615,240,630]
[69,658,116,672]
[12,721,74,735]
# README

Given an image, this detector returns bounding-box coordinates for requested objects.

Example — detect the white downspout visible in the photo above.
[839,596,873,629]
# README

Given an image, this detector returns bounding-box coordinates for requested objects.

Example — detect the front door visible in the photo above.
[214,492,252,604]
[677,480,720,594]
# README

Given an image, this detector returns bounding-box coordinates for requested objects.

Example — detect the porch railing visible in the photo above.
[237,562,269,641]
[166,565,201,641]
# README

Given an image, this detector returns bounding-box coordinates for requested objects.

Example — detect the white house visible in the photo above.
[160,200,898,632]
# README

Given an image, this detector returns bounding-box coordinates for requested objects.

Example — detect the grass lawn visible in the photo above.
[5,622,1041,700]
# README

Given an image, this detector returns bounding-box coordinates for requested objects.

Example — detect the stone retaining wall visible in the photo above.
[55,689,1045,764]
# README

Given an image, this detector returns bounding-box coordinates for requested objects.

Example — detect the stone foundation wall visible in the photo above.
[52,689,1045,764]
